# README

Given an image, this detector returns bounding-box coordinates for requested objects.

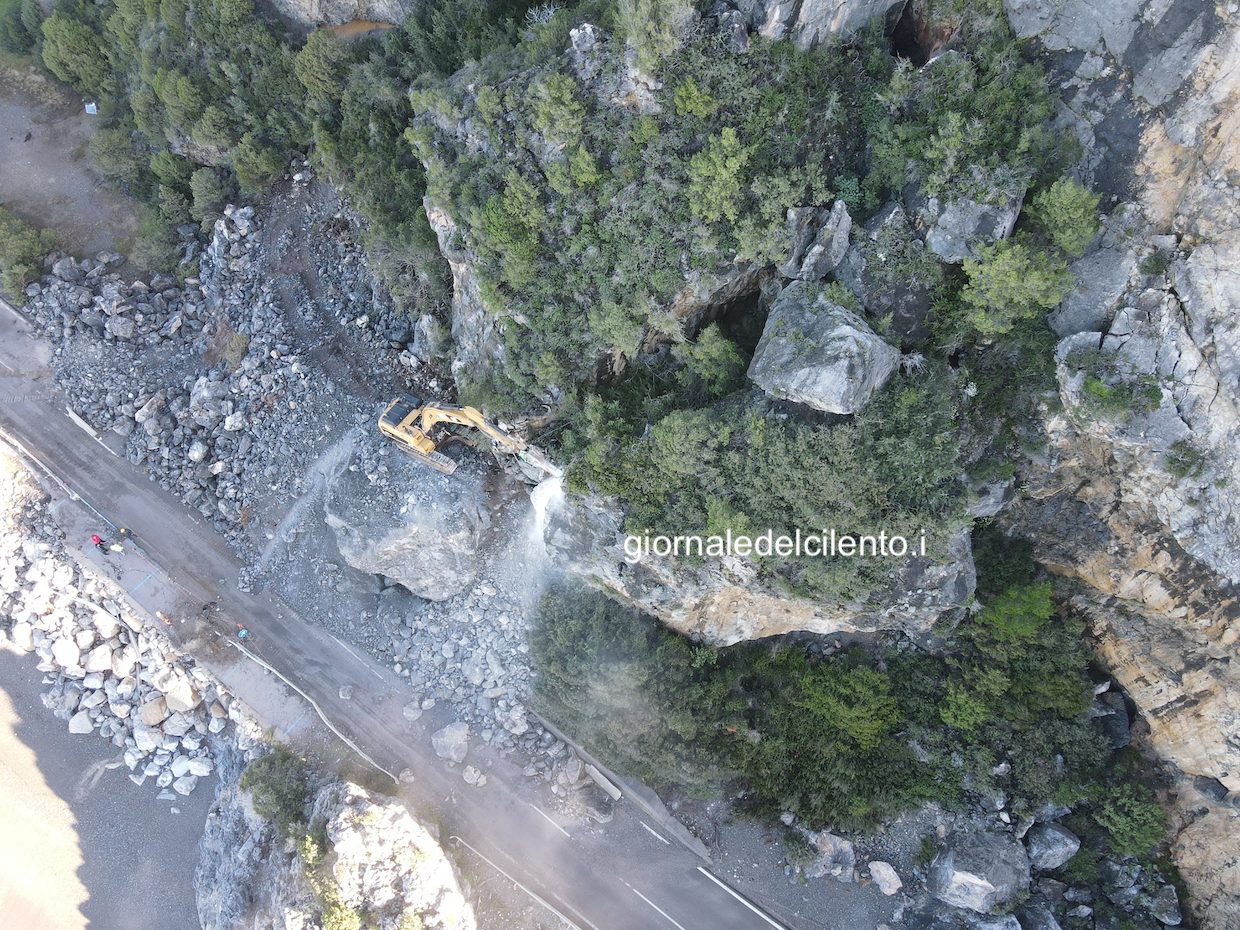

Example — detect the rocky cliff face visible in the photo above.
[198,775,476,930]
[544,492,974,646]
[997,3,1240,926]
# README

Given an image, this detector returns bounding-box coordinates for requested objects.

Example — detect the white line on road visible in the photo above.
[695,867,786,930]
[327,631,386,682]
[621,881,689,930]
[449,835,597,930]
[527,801,571,838]
[641,822,671,845]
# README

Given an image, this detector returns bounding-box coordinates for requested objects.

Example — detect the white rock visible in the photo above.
[138,697,168,726]
[51,638,80,669]
[869,861,903,895]
[83,643,114,673]
[172,775,198,795]
[133,723,162,753]
[68,711,94,734]
[9,622,35,653]
[187,757,213,777]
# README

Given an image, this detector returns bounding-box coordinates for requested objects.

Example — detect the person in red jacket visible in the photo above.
[90,533,108,554]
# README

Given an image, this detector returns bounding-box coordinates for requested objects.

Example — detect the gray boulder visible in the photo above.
[908,170,1026,263]
[1025,823,1081,870]
[837,202,935,341]
[780,201,852,281]
[747,281,899,414]
[1018,902,1063,930]
[929,830,1031,913]
[324,442,490,602]
[868,860,903,895]
[431,722,470,763]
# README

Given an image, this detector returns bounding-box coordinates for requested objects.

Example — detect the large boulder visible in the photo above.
[747,281,900,414]
[431,722,470,763]
[907,168,1026,263]
[1025,823,1081,870]
[929,830,1031,913]
[324,440,491,602]
[836,202,935,341]
[780,201,852,281]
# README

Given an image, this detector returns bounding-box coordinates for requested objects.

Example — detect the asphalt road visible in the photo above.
[0,300,810,930]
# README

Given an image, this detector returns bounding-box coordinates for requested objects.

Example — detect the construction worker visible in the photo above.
[91,533,108,554]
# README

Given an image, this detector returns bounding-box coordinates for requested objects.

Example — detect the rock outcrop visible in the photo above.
[543,492,975,645]
[756,0,901,47]
[928,830,1030,913]
[747,281,901,414]
[198,775,476,930]
[995,3,1240,927]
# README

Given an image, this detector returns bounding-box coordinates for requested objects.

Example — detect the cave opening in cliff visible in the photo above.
[711,287,768,364]
[888,0,959,66]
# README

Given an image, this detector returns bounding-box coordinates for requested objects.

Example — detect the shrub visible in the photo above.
[687,128,752,223]
[1094,783,1167,857]
[240,746,312,837]
[189,167,231,223]
[1165,439,1205,480]
[1030,178,1100,258]
[961,240,1073,338]
[89,128,145,188]
[0,0,35,52]
[531,72,584,142]
[615,0,694,73]
[0,207,54,302]
[673,77,717,118]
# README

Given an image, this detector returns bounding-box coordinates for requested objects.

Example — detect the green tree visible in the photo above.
[40,12,112,92]
[240,746,312,837]
[294,30,350,109]
[673,78,717,118]
[687,128,752,224]
[961,240,1073,338]
[189,167,230,223]
[1030,178,1100,258]
[1094,783,1167,857]
[89,128,144,188]
[0,0,35,52]
[0,207,54,302]
[478,170,544,288]
[531,72,583,142]
[616,0,693,73]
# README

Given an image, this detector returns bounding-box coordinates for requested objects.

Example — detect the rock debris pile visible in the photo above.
[0,469,263,799]
[19,182,409,559]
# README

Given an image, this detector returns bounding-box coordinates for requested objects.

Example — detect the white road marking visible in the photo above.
[0,357,13,372]
[327,631,385,681]
[641,822,671,845]
[695,867,786,930]
[527,801,572,838]
[621,881,689,930]
[449,835,597,930]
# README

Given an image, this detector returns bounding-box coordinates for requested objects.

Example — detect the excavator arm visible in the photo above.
[379,395,561,479]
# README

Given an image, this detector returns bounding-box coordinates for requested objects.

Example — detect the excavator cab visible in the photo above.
[379,393,460,474]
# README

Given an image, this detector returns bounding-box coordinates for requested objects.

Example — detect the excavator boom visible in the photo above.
[379,394,562,479]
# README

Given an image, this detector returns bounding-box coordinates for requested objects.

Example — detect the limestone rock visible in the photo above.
[325,442,490,602]
[758,0,899,47]
[929,831,1030,913]
[68,710,94,734]
[908,170,1026,263]
[868,860,903,895]
[431,721,470,763]
[747,281,900,414]
[1025,823,1081,871]
[780,201,852,281]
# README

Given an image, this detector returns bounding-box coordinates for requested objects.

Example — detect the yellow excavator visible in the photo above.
[379,394,562,480]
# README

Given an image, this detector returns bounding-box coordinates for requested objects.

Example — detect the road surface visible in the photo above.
[0,299,819,930]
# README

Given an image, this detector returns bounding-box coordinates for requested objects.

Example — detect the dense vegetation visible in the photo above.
[0,206,55,302]
[7,0,1101,608]
[532,529,1167,857]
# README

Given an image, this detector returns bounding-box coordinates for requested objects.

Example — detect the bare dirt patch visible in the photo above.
[0,63,139,260]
